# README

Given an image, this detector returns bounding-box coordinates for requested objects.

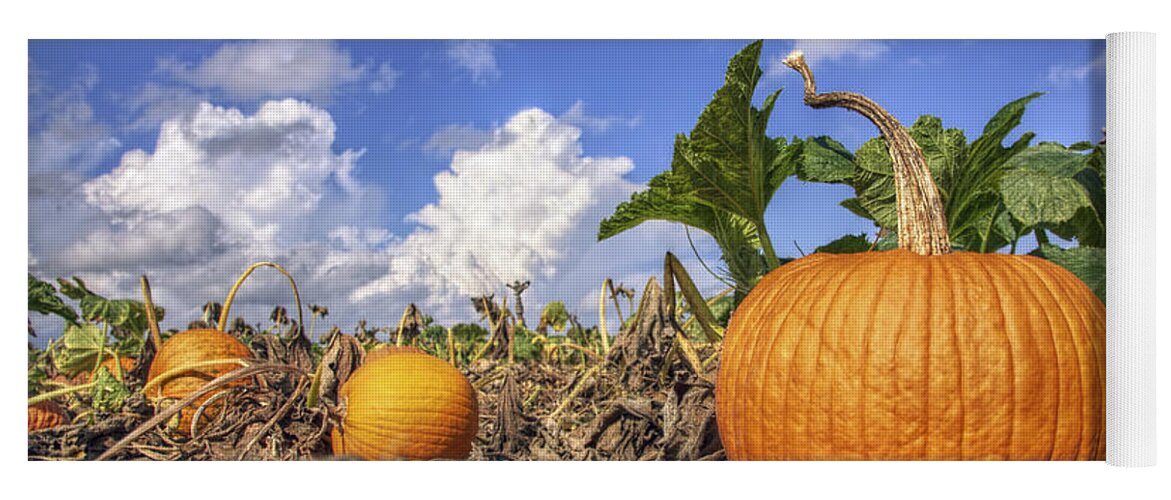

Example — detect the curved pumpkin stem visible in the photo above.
[784,51,951,256]
[217,261,306,338]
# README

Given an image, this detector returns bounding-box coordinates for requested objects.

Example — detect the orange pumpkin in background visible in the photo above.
[714,52,1106,460]
[28,401,68,432]
[332,348,478,460]
[146,329,252,435]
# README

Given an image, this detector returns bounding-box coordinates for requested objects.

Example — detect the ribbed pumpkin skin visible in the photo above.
[716,249,1105,460]
[147,329,252,435]
[29,401,67,432]
[332,350,478,460]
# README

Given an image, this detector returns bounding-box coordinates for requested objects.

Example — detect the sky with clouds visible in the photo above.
[27,39,1105,340]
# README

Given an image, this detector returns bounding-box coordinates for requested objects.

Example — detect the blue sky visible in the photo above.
[28,39,1105,337]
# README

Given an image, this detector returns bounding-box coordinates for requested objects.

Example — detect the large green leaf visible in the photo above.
[1000,142,1104,247]
[965,93,1043,172]
[796,136,854,183]
[908,115,967,200]
[28,274,78,325]
[599,40,796,293]
[1000,171,1090,227]
[851,136,899,230]
[1033,244,1105,303]
[52,323,106,375]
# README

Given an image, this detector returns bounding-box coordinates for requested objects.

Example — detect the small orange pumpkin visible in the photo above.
[332,348,478,460]
[146,329,252,435]
[28,401,68,432]
[715,53,1105,460]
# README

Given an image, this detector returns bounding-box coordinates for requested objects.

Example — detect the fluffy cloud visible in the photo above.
[354,108,710,322]
[159,40,377,103]
[83,99,370,243]
[446,41,500,83]
[32,99,388,331]
[31,100,716,339]
[51,207,227,272]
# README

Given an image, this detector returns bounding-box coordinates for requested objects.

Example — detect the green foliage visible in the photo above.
[52,323,107,375]
[538,301,569,333]
[1001,142,1105,247]
[797,93,1104,296]
[28,274,78,325]
[90,366,131,413]
[599,40,798,296]
[796,136,854,183]
[804,95,1045,253]
[29,346,50,396]
[513,327,544,362]
[1032,244,1106,303]
[815,234,873,254]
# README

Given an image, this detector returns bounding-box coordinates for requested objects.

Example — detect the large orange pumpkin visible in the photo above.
[714,52,1106,460]
[331,348,478,460]
[146,328,252,435]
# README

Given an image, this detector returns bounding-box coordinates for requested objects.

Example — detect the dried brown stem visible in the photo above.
[784,51,951,255]
[95,362,307,461]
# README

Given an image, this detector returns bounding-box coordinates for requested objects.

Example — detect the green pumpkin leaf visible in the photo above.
[824,95,1047,253]
[28,274,78,325]
[797,136,854,183]
[908,115,967,200]
[52,323,106,375]
[1000,142,1104,247]
[90,366,131,413]
[1000,170,1091,228]
[965,93,1043,171]
[851,137,899,230]
[815,234,873,254]
[56,277,92,300]
[599,40,796,293]
[1033,244,1106,303]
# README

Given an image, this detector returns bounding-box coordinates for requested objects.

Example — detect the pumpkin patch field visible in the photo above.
[27,40,1106,461]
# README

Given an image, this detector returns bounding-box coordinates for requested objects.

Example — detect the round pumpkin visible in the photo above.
[331,348,478,460]
[146,328,252,435]
[715,53,1106,461]
[29,401,68,432]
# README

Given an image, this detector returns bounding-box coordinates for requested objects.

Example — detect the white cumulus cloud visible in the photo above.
[159,40,377,103]
[354,107,710,322]
[30,100,718,339]
[31,99,389,333]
